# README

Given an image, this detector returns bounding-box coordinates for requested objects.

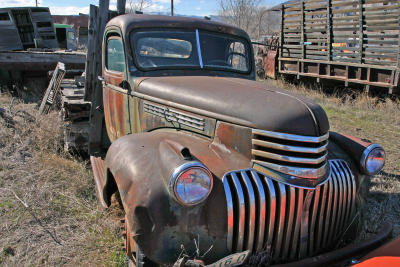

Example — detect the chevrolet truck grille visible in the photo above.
[252,129,329,179]
[222,160,355,263]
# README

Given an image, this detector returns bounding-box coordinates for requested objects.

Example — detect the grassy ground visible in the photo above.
[0,79,399,266]
[266,78,400,240]
[0,94,126,266]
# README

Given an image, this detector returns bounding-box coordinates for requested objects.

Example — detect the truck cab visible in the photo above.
[91,14,386,266]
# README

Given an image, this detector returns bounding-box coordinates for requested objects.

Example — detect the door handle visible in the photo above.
[98,76,105,82]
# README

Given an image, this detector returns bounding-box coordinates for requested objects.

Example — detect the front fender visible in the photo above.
[104,130,250,264]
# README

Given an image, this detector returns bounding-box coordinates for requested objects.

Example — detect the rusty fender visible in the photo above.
[103,129,250,264]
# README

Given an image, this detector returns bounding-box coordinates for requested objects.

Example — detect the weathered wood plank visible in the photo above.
[39,62,66,114]
[117,0,126,14]
[87,0,110,156]
[0,51,85,71]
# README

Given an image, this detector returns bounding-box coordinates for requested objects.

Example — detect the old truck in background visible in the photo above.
[86,13,388,267]
[257,0,400,95]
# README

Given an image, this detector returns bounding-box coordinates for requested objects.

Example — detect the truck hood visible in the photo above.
[134,76,329,136]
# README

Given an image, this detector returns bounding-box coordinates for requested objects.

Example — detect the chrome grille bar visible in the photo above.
[248,170,266,252]
[252,139,329,154]
[253,129,329,143]
[252,129,329,179]
[252,149,328,164]
[223,159,356,264]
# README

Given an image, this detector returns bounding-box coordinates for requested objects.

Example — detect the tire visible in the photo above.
[135,242,158,267]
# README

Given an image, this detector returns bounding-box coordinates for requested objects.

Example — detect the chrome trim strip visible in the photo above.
[253,160,329,179]
[335,161,347,235]
[223,176,234,252]
[322,178,333,247]
[340,161,351,228]
[328,171,339,244]
[252,139,329,154]
[289,189,303,260]
[309,186,321,255]
[249,170,266,252]
[252,149,327,164]
[252,129,329,143]
[343,161,356,223]
[273,183,286,260]
[231,173,246,252]
[282,187,296,259]
[241,171,256,251]
[195,29,203,68]
[316,182,328,252]
[264,176,276,254]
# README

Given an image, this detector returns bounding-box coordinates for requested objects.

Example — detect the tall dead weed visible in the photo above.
[0,94,124,266]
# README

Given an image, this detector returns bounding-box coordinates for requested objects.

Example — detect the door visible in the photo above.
[103,34,131,142]
[66,28,77,50]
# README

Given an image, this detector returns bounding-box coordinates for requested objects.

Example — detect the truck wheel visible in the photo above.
[135,243,158,267]
[122,215,157,267]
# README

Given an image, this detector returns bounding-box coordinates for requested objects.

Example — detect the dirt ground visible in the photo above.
[0,79,399,266]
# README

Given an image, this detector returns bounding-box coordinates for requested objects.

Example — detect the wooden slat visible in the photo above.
[331,0,358,7]
[331,8,359,14]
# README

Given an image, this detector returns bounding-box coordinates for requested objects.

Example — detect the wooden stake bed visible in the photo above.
[275,0,400,94]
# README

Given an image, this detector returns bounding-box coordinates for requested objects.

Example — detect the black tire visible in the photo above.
[135,243,158,267]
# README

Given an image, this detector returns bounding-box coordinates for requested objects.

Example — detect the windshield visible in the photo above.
[131,29,250,73]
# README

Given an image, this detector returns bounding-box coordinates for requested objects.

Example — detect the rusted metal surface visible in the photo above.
[103,130,246,264]
[359,236,400,261]
[90,156,108,209]
[265,50,278,79]
[133,76,329,136]
[88,13,384,266]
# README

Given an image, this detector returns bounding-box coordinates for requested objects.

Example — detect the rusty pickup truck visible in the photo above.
[90,14,386,266]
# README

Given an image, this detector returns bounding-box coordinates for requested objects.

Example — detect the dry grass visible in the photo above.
[0,93,126,266]
[1,78,399,266]
[265,78,400,240]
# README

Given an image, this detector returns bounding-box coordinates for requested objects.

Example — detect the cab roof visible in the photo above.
[106,14,251,41]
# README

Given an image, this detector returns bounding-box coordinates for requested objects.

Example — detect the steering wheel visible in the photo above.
[227,51,248,62]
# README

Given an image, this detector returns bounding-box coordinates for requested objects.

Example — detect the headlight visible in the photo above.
[360,144,385,175]
[169,162,213,206]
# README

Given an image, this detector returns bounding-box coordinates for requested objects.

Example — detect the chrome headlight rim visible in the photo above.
[360,144,385,175]
[169,161,213,206]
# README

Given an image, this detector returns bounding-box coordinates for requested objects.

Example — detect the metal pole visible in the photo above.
[36,0,38,7]
[171,0,174,16]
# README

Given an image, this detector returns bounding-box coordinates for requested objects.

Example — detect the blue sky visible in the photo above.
[0,0,285,16]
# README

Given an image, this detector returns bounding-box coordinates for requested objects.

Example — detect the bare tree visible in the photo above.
[126,0,152,13]
[219,0,261,38]
[219,0,279,40]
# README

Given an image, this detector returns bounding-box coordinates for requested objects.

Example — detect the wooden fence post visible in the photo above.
[84,0,110,156]
[117,0,126,15]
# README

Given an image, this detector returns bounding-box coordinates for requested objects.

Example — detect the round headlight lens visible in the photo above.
[174,166,213,206]
[361,145,385,175]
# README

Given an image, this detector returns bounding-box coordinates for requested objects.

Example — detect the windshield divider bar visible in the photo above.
[196,29,203,68]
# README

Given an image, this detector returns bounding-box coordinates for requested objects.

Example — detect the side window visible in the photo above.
[228,42,248,71]
[106,37,125,72]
